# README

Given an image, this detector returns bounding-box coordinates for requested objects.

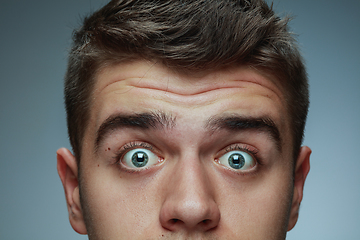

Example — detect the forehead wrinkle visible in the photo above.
[94,61,284,99]
[232,78,283,103]
[93,60,159,97]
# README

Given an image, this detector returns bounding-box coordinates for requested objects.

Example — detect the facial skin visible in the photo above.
[57,61,311,239]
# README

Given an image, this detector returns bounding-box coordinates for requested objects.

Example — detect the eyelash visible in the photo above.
[113,141,155,163]
[224,144,258,155]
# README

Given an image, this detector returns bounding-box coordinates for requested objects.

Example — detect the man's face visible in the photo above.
[58,60,310,239]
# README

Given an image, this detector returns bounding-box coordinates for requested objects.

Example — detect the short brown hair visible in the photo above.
[64,0,309,163]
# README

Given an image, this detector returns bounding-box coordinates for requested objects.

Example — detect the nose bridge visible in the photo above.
[176,151,208,193]
[175,158,210,209]
[159,152,220,232]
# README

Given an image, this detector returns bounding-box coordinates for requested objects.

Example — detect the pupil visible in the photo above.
[228,153,245,169]
[137,153,145,162]
[132,151,149,167]
[232,155,240,164]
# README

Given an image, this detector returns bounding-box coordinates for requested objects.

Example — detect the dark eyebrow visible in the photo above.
[95,111,175,152]
[206,115,282,151]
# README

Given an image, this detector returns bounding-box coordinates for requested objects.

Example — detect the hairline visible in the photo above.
[66,0,308,168]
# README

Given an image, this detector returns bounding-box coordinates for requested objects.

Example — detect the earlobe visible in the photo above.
[57,148,87,234]
[287,146,311,231]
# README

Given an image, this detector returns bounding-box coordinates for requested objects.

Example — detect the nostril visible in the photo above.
[171,219,179,223]
[202,219,212,226]
[165,218,184,230]
[200,219,218,231]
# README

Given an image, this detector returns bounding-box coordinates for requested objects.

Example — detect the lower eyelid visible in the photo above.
[214,158,259,176]
[117,157,165,174]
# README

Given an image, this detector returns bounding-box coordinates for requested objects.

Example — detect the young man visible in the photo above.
[57,0,311,239]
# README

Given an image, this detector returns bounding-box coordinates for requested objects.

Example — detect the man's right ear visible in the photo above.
[57,148,87,235]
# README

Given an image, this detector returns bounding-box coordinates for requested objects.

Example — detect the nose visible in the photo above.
[159,157,221,232]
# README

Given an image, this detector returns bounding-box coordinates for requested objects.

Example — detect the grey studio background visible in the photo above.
[0,0,359,239]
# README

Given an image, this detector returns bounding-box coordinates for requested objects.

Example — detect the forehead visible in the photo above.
[93,61,284,99]
[86,60,291,151]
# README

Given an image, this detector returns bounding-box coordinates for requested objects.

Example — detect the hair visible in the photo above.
[64,0,309,164]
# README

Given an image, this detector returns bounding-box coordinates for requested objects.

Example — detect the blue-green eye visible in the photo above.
[217,150,256,171]
[122,149,159,169]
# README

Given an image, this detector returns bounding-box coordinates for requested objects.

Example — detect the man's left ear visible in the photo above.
[287,146,311,231]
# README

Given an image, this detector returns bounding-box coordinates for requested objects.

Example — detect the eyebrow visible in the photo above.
[95,111,175,152]
[206,115,282,151]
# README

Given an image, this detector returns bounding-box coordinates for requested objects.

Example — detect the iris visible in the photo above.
[228,153,245,169]
[131,151,149,167]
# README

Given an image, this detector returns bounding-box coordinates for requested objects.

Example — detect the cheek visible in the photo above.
[79,164,164,237]
[217,168,293,237]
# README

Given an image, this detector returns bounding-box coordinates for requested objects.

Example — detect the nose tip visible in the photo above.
[159,154,221,233]
[160,198,221,232]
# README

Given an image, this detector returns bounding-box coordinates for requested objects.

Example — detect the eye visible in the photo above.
[122,148,160,169]
[217,150,256,171]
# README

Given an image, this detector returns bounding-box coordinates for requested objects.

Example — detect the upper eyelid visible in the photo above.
[220,144,261,165]
[223,144,259,155]
[123,141,154,151]
[114,141,157,161]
